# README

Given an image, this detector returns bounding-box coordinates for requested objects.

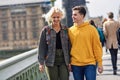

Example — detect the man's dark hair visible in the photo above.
[108,12,114,18]
[72,6,86,17]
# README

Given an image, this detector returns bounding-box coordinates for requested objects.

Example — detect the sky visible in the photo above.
[55,0,120,20]
[86,0,120,20]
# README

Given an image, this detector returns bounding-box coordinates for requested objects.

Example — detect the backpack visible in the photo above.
[45,26,51,45]
[97,28,105,45]
[117,28,120,46]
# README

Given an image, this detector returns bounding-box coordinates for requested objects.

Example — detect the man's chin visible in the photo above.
[73,21,76,23]
[73,20,76,23]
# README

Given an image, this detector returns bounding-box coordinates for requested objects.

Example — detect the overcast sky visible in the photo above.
[55,0,120,20]
[86,0,120,20]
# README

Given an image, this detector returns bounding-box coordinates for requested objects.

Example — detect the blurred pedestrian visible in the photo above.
[102,18,108,52]
[38,7,70,80]
[68,6,103,80]
[89,19,105,47]
[103,12,120,75]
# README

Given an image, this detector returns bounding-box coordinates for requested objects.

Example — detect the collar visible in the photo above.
[73,21,89,28]
[49,23,67,30]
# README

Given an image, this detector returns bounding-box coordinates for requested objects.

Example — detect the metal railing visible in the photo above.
[0,48,48,80]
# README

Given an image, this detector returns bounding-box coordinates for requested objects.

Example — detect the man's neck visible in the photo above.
[108,18,114,21]
[76,21,84,26]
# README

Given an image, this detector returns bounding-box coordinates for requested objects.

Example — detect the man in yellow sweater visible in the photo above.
[68,6,103,80]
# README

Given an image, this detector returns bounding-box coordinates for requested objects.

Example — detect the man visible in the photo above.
[103,12,120,75]
[68,6,103,80]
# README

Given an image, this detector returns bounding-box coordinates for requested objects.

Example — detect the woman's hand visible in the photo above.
[68,64,72,72]
[39,64,44,72]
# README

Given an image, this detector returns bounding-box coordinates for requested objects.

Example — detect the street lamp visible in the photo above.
[50,0,56,6]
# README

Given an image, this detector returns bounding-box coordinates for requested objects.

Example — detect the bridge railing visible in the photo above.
[0,48,49,80]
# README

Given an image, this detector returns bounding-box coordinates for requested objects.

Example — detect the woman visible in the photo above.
[38,7,70,80]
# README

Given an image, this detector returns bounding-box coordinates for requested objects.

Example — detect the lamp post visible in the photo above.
[50,0,56,6]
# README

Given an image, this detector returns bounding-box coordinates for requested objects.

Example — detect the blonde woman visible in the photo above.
[38,7,70,80]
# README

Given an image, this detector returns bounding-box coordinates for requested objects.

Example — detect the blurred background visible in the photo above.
[0,0,120,60]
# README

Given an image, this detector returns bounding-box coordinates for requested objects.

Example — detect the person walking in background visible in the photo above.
[89,19,105,47]
[102,18,108,52]
[117,18,120,49]
[103,12,120,75]
[38,7,70,80]
[102,18,107,25]
[68,6,103,80]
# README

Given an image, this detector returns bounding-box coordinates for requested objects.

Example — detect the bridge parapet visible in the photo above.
[0,48,48,80]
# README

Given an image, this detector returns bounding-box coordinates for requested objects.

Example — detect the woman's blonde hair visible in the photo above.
[43,7,65,24]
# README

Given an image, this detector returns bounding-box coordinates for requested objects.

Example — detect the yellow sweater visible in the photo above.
[68,22,103,67]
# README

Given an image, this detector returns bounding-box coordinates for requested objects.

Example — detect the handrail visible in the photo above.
[0,48,38,70]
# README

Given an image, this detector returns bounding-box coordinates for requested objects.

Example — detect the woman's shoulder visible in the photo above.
[61,24,68,29]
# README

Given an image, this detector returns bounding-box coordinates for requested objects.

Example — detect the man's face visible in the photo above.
[72,10,84,23]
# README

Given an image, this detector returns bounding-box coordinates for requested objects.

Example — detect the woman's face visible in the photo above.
[51,12,62,25]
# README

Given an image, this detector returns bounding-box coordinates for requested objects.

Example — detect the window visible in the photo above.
[13,32,16,40]
[1,9,7,16]
[12,21,16,28]
[32,31,38,39]
[19,32,22,40]
[18,20,21,28]
[2,32,8,40]
[31,8,37,14]
[23,20,26,28]
[2,21,8,29]
[24,32,27,39]
[31,19,38,27]
[11,8,26,16]
[1,21,8,40]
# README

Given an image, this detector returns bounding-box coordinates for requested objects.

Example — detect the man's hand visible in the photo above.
[98,66,103,74]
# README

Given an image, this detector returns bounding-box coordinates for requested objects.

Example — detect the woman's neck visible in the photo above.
[52,24,61,33]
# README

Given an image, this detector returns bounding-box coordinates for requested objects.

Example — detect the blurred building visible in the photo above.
[0,0,50,50]
[89,16,103,27]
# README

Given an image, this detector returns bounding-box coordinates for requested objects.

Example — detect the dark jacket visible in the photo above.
[38,24,70,66]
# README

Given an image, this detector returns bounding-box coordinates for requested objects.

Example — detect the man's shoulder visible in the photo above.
[87,24,96,30]
[68,26,74,30]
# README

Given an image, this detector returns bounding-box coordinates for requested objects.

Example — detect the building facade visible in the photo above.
[0,1,50,50]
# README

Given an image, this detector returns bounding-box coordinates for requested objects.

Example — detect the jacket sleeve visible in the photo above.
[38,28,48,65]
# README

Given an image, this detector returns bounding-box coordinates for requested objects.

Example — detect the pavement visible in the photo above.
[96,47,120,80]
[69,47,120,80]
